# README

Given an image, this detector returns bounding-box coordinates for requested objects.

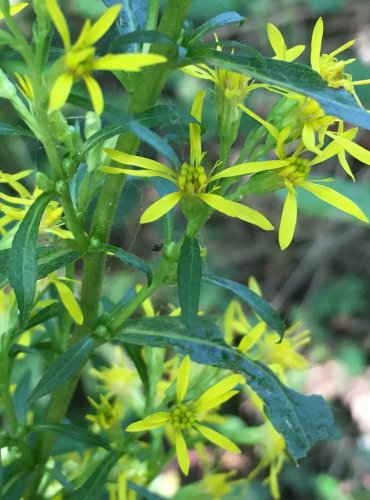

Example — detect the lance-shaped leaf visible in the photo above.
[32,423,111,450]
[101,243,153,286]
[198,49,370,131]
[203,274,285,340]
[71,94,180,165]
[114,316,340,461]
[110,30,176,52]
[8,192,53,328]
[28,337,96,403]
[0,123,34,138]
[189,12,245,45]
[177,237,202,328]
[67,451,121,499]
[0,241,84,289]
[22,303,63,332]
[37,240,85,279]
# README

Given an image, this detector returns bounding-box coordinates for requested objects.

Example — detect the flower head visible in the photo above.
[86,394,123,431]
[101,91,288,230]
[310,17,370,106]
[45,0,166,114]
[126,355,243,475]
[238,105,369,249]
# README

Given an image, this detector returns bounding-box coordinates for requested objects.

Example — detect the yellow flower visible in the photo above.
[310,17,370,106]
[266,23,305,62]
[101,91,287,230]
[238,106,369,248]
[0,175,72,242]
[224,279,310,380]
[90,346,141,401]
[86,394,123,431]
[45,0,166,114]
[126,355,243,475]
[0,2,28,20]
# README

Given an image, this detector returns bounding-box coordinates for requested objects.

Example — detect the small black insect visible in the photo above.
[152,242,164,252]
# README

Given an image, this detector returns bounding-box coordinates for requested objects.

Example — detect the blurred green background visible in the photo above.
[1,0,370,498]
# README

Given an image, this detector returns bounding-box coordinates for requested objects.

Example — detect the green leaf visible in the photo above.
[203,274,285,340]
[0,241,83,289]
[32,423,111,450]
[37,241,84,279]
[123,344,150,398]
[67,451,121,499]
[28,337,95,403]
[190,12,245,45]
[8,192,53,328]
[0,123,34,138]
[0,248,9,287]
[101,243,153,286]
[198,49,370,131]
[14,370,31,425]
[23,303,63,331]
[110,30,176,52]
[70,94,180,165]
[177,237,202,328]
[114,316,340,461]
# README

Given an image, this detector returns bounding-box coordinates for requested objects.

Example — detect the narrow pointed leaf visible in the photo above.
[9,192,53,328]
[202,274,285,340]
[23,303,63,331]
[32,423,111,450]
[28,337,95,403]
[200,49,370,131]
[0,123,34,138]
[190,12,245,45]
[114,316,340,461]
[177,237,202,328]
[101,243,153,286]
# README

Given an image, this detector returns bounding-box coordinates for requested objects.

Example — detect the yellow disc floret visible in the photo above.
[170,401,196,430]
[279,158,310,186]
[178,163,208,196]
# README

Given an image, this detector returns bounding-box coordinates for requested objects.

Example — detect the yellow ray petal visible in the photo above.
[140,192,182,224]
[327,133,370,165]
[199,193,274,230]
[302,181,369,222]
[209,160,288,182]
[177,355,191,404]
[238,321,266,353]
[45,0,70,48]
[337,150,354,180]
[175,431,190,475]
[311,17,323,71]
[100,166,175,181]
[49,73,74,112]
[302,122,320,154]
[196,374,244,412]
[53,280,83,325]
[330,39,355,58]
[238,103,279,140]
[85,4,121,46]
[196,390,239,413]
[285,45,305,62]
[103,150,176,178]
[279,185,297,250]
[93,53,167,71]
[267,23,286,59]
[83,75,104,115]
[180,65,216,82]
[126,412,170,432]
[190,90,206,166]
[195,424,240,453]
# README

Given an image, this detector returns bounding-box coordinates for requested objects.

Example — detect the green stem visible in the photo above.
[24,1,192,497]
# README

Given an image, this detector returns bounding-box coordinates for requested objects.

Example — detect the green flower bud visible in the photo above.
[55,180,68,195]
[36,172,55,192]
[89,236,102,249]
